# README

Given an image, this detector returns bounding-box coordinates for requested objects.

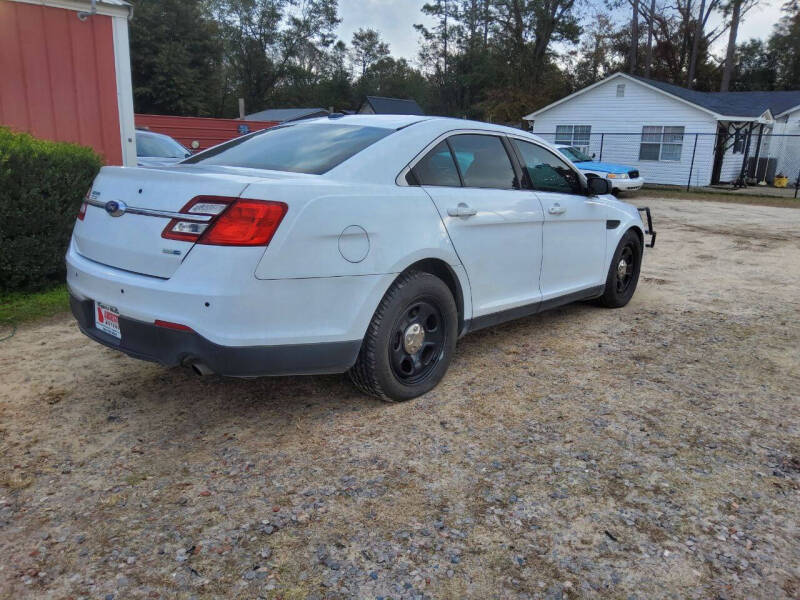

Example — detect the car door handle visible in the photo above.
[447,203,477,217]
[548,203,566,215]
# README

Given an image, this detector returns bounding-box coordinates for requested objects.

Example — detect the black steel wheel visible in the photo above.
[615,244,635,295]
[388,299,446,385]
[596,230,643,308]
[349,271,458,401]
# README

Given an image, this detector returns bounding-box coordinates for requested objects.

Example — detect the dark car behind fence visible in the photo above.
[534,131,800,197]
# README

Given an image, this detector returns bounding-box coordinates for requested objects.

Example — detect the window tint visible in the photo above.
[136,133,188,158]
[513,140,583,195]
[447,134,516,189]
[411,141,461,187]
[184,123,393,174]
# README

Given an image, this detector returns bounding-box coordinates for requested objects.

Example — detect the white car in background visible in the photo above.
[556,145,645,193]
[68,116,655,401]
[136,129,191,167]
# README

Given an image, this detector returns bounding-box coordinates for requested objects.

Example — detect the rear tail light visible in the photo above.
[162,196,287,246]
[77,189,90,221]
[200,200,287,246]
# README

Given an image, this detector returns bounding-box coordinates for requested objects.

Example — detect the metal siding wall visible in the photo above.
[43,6,80,142]
[0,3,31,129]
[0,1,123,164]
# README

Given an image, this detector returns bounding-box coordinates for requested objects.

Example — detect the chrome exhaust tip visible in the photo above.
[186,360,214,376]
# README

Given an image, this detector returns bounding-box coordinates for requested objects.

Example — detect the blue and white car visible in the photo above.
[556,145,644,193]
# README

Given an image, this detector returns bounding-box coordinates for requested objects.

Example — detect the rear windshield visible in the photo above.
[183,122,393,174]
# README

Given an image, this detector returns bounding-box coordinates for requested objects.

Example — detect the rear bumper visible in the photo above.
[66,239,393,348]
[70,295,361,376]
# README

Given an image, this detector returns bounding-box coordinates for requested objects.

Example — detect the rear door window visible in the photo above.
[447,134,517,189]
[411,141,461,187]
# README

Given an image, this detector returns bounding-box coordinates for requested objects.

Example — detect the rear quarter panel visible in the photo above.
[252,181,461,280]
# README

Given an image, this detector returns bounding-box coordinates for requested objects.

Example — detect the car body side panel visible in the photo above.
[252,182,462,280]
[422,186,544,318]
[537,192,608,299]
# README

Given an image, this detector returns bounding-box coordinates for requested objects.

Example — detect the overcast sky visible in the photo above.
[337,0,433,62]
[336,0,785,64]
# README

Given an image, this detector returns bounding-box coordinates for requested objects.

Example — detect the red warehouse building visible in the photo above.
[0,0,136,165]
[135,114,280,154]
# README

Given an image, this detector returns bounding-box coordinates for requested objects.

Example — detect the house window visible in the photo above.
[639,126,684,161]
[616,84,625,97]
[733,130,746,154]
[555,125,592,152]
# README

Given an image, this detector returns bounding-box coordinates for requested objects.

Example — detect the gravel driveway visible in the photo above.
[1,197,799,600]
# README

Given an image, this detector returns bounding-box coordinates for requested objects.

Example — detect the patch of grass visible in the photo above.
[0,471,34,490]
[0,284,69,325]
[124,473,149,487]
[635,187,800,208]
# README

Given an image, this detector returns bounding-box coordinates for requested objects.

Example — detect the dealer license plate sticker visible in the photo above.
[94,301,121,339]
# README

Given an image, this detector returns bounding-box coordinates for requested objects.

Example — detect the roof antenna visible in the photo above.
[78,0,97,21]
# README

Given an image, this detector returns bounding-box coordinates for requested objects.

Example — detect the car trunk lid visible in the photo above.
[72,166,257,278]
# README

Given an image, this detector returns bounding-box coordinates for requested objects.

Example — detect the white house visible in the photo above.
[771,103,800,181]
[523,73,800,187]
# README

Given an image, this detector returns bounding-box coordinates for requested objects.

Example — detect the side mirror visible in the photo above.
[587,176,611,196]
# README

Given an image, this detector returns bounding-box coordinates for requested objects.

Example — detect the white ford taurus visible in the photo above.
[67,115,655,401]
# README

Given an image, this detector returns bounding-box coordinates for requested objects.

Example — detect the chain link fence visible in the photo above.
[532,130,800,198]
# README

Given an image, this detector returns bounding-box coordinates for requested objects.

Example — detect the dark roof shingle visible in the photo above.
[631,75,800,118]
[363,96,424,115]
[244,108,329,122]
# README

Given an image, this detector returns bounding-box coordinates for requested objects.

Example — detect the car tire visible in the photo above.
[348,270,458,401]
[596,230,642,308]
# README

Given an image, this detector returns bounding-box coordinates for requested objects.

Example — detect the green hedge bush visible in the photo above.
[0,127,102,292]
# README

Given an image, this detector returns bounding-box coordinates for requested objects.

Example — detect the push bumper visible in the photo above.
[611,176,644,191]
[637,207,656,248]
[70,295,361,377]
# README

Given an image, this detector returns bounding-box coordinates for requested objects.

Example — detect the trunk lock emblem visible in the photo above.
[105,200,127,217]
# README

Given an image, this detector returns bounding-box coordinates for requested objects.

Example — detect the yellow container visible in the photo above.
[774,176,788,188]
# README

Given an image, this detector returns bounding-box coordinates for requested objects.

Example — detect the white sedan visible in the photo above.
[135,130,192,167]
[68,115,655,401]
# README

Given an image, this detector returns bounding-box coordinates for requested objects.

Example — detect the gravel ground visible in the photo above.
[1,197,799,600]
